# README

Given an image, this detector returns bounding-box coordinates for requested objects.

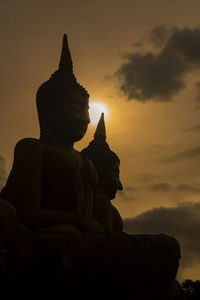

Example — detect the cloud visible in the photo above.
[119,181,200,202]
[123,203,200,278]
[115,25,200,102]
[184,124,200,133]
[0,156,6,190]
[193,105,200,111]
[117,186,136,202]
[176,184,200,193]
[165,147,200,162]
[132,180,200,194]
[134,173,159,183]
[174,147,200,160]
[148,183,200,194]
[148,182,171,192]
[150,24,169,47]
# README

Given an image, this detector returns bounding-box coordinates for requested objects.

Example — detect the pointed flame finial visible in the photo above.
[58,34,73,71]
[94,113,106,141]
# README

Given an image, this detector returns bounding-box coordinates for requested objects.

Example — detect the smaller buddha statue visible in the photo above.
[81,113,123,232]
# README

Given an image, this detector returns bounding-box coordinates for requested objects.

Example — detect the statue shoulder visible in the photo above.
[14,138,43,161]
[15,138,40,150]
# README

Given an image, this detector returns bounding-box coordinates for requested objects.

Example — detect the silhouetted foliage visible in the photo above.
[182,279,200,299]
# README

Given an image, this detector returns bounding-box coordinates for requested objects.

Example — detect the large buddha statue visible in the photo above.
[81,113,123,232]
[0,34,102,233]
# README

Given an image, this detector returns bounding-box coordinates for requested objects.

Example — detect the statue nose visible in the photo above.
[82,113,90,125]
[79,109,90,125]
[85,115,90,124]
[77,112,90,127]
[80,117,90,127]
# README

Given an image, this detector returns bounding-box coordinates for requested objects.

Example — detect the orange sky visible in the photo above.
[1,0,200,281]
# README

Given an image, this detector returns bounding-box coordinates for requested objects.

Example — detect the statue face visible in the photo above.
[52,90,90,143]
[100,162,123,200]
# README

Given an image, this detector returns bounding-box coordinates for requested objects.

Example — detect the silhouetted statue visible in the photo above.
[0,34,181,300]
[0,34,102,233]
[81,113,123,232]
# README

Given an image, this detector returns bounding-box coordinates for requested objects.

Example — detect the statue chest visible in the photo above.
[41,145,83,212]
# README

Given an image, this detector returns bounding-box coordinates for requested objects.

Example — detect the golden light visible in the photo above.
[89,101,108,125]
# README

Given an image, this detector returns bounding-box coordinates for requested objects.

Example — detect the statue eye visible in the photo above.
[71,103,82,111]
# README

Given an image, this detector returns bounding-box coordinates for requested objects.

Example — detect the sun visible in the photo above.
[89,101,108,125]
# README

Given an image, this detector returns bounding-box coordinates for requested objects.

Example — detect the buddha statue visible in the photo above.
[81,113,123,232]
[0,34,103,233]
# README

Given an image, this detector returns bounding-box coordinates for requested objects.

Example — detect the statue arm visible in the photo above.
[86,159,98,217]
[92,194,113,232]
[8,138,43,214]
[80,155,98,217]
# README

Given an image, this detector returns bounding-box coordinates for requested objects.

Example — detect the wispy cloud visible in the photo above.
[184,124,200,133]
[166,147,200,162]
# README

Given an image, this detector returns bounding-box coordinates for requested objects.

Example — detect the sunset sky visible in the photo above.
[1,0,200,280]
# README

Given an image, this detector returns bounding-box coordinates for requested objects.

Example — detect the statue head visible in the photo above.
[36,34,90,144]
[81,113,123,200]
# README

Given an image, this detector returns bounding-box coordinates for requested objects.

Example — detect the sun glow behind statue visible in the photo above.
[89,101,108,125]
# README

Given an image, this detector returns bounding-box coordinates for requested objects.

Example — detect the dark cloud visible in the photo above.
[150,24,169,47]
[148,182,171,192]
[184,124,200,133]
[123,203,200,276]
[120,181,200,197]
[175,147,200,159]
[147,183,200,193]
[115,25,200,102]
[0,156,6,190]
[132,41,144,48]
[166,147,200,162]
[176,184,200,193]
